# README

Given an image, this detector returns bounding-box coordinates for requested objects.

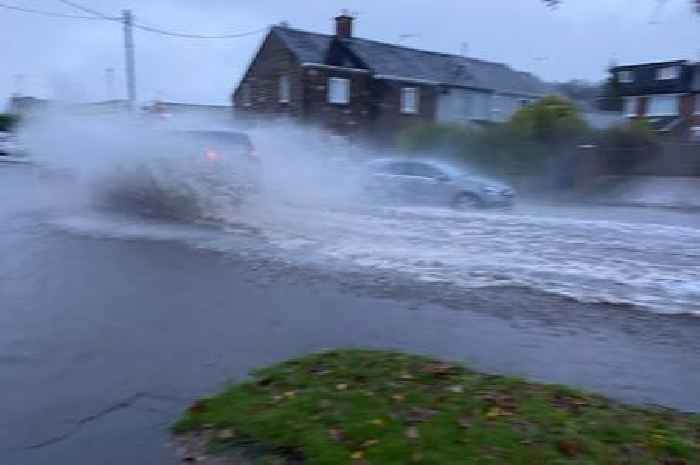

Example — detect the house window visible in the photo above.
[401,87,419,114]
[657,66,680,81]
[278,75,290,103]
[647,95,680,116]
[618,70,634,83]
[241,82,252,107]
[328,77,350,104]
[623,96,638,117]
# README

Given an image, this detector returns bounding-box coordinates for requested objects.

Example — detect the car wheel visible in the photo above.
[452,192,483,210]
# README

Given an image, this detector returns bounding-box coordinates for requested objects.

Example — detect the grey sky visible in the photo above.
[2,0,699,106]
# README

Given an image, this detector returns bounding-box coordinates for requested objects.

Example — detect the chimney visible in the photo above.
[335,10,354,39]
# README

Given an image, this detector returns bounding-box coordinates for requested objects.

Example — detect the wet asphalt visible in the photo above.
[2,164,700,465]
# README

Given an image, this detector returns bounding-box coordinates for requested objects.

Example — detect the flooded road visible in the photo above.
[2,163,700,465]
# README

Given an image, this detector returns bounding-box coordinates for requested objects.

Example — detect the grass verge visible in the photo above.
[174,350,699,464]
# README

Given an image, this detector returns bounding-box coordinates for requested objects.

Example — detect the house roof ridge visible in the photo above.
[274,24,514,70]
[613,59,689,69]
[271,24,332,39]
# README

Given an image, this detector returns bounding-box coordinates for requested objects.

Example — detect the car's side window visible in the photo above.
[409,163,443,179]
[380,162,412,176]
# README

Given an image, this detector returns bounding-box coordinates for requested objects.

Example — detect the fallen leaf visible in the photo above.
[336,384,348,391]
[458,416,472,429]
[216,429,236,440]
[188,400,207,415]
[447,385,464,394]
[486,407,512,419]
[664,459,689,465]
[404,407,438,424]
[392,394,405,402]
[351,451,364,460]
[400,372,415,380]
[421,362,458,377]
[368,418,385,426]
[558,439,582,457]
[283,390,297,398]
[362,439,380,447]
[328,428,346,442]
[406,426,420,440]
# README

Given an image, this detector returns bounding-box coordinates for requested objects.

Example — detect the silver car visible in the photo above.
[365,159,515,209]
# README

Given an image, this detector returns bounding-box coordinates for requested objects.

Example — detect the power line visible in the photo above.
[132,23,267,39]
[55,0,117,20]
[3,1,267,39]
[0,1,109,20]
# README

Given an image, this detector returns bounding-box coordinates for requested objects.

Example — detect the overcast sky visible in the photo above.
[2,0,699,106]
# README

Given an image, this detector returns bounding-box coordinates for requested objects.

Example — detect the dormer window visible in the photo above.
[657,66,680,80]
[618,70,634,83]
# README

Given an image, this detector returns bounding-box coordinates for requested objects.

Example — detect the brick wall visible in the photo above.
[232,33,304,118]
[371,81,437,144]
[232,31,440,143]
[301,66,373,135]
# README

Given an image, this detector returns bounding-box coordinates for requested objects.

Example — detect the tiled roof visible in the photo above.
[272,26,549,96]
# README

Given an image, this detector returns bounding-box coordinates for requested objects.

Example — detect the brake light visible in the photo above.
[246,146,260,162]
[205,149,221,161]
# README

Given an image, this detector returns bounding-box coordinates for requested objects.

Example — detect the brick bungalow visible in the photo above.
[231,13,549,142]
[612,60,700,141]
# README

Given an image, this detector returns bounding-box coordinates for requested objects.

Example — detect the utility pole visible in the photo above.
[122,9,136,111]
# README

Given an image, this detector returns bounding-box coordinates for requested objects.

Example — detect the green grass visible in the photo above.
[174,350,700,464]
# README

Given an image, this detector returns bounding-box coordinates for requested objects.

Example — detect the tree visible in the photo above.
[0,114,19,132]
[509,95,589,146]
[598,73,623,112]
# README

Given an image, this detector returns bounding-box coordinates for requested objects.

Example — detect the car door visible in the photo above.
[369,161,416,201]
[406,162,452,204]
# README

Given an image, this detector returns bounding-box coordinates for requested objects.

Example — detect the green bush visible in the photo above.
[509,95,590,145]
[597,119,657,149]
[397,96,590,177]
[0,114,19,132]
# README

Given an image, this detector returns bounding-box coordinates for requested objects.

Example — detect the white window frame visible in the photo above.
[400,87,419,114]
[278,75,290,103]
[618,70,634,83]
[656,66,680,81]
[623,96,638,117]
[647,94,681,117]
[327,77,350,104]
